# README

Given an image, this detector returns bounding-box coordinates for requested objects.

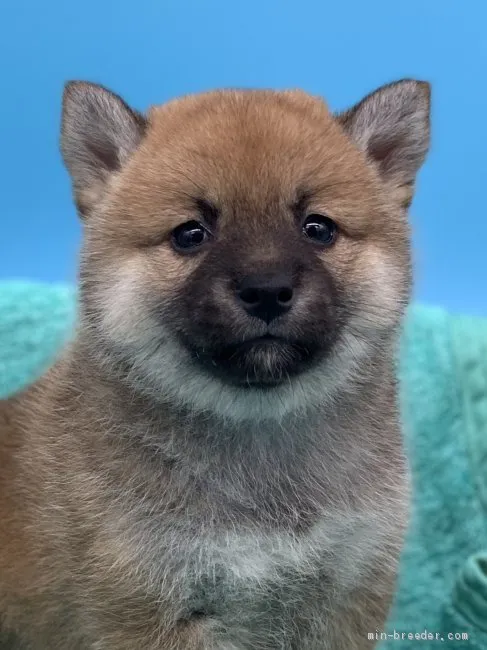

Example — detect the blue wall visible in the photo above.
[1,0,486,315]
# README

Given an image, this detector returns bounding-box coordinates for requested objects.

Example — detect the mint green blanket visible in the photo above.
[1,282,486,648]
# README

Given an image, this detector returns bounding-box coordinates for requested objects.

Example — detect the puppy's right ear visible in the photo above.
[60,81,147,218]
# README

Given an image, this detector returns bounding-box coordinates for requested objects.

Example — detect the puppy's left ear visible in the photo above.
[337,79,431,206]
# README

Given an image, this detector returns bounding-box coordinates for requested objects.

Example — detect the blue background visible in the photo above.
[1,0,486,315]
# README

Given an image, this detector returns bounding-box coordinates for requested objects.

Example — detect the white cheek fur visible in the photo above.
[362,247,407,326]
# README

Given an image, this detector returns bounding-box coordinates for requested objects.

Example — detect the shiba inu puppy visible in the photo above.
[0,78,430,649]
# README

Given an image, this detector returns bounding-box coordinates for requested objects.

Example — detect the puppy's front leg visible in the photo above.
[293,568,396,650]
[89,617,215,650]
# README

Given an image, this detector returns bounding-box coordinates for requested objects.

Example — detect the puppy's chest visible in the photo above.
[179,530,320,610]
[137,509,384,623]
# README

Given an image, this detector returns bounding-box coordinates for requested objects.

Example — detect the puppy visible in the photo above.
[0,78,430,649]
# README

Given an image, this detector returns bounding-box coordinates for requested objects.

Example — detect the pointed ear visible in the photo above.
[60,81,147,217]
[337,79,431,205]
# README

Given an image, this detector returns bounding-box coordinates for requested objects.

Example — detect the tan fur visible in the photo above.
[0,80,430,648]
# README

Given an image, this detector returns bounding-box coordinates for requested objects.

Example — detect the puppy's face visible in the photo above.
[61,81,430,421]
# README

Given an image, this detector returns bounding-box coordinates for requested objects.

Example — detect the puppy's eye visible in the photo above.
[172,221,210,251]
[302,215,337,246]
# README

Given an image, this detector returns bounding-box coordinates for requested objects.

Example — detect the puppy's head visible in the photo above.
[61,80,430,422]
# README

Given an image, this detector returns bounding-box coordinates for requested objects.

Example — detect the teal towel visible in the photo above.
[1,281,486,648]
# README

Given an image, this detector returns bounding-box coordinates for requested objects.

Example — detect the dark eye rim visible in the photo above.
[171,220,212,253]
[302,214,338,246]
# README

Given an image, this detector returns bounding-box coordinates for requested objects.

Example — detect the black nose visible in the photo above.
[236,272,294,323]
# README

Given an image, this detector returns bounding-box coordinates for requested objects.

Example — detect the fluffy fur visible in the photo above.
[0,79,430,649]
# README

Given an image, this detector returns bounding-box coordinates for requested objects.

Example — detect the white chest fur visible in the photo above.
[179,509,389,595]
[130,504,402,648]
